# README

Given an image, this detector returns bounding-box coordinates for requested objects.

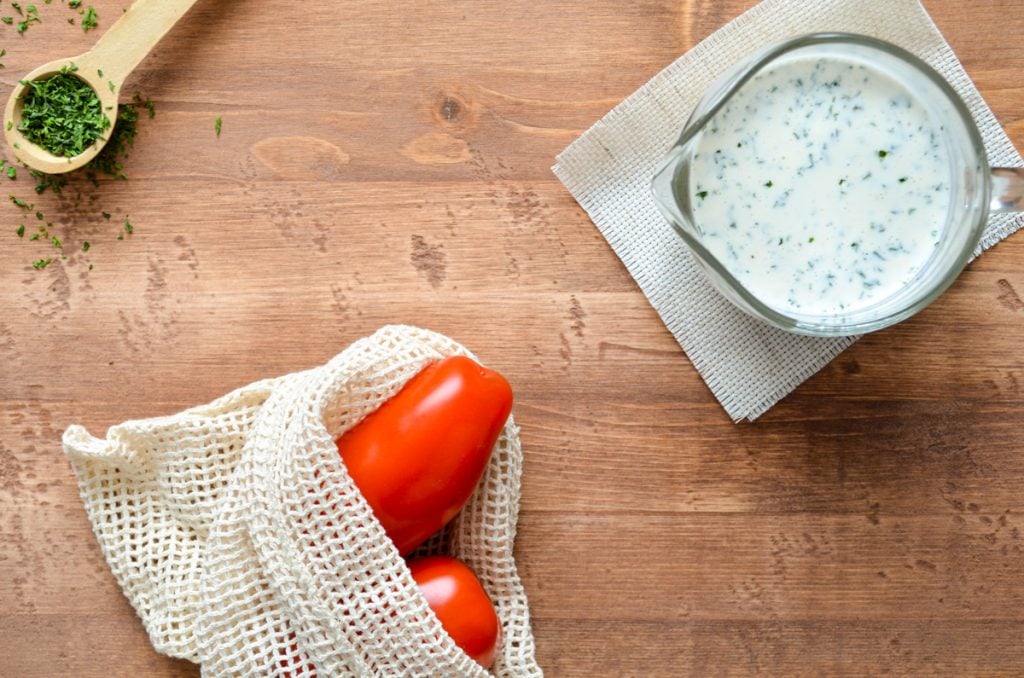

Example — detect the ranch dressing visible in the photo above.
[689,54,952,317]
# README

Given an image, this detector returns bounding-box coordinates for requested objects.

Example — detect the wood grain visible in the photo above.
[2,0,1024,675]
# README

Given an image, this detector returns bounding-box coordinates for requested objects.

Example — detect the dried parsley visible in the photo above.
[133,92,155,118]
[80,5,97,31]
[15,3,40,33]
[18,64,111,157]
[87,101,138,180]
[214,116,222,137]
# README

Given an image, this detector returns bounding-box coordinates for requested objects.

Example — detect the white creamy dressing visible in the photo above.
[689,54,952,317]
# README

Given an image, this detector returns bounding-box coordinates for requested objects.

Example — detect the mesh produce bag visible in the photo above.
[62,325,542,677]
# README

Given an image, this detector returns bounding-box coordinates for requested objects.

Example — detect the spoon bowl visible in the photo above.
[4,55,120,174]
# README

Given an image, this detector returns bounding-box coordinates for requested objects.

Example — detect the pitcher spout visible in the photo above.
[651,141,700,238]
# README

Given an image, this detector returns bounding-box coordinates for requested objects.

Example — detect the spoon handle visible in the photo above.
[990,168,1024,214]
[80,0,202,86]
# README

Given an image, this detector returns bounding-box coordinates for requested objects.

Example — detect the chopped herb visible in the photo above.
[15,2,40,33]
[81,5,97,31]
[838,178,846,186]
[97,68,103,77]
[123,217,132,233]
[696,191,708,199]
[877,149,888,158]
[35,210,43,219]
[87,101,139,180]
[31,170,66,194]
[215,116,222,137]
[764,180,773,188]
[18,65,111,157]
[16,224,24,237]
[1,17,11,24]
[69,0,81,7]
[82,241,90,251]
[107,80,115,92]
[899,177,908,183]
[50,234,61,248]
[808,237,815,243]
[32,258,51,269]
[134,92,156,118]
[101,210,110,219]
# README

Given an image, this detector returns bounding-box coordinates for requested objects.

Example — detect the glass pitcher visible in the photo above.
[651,32,1024,337]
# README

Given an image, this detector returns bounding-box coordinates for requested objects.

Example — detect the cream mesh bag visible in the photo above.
[62,325,542,677]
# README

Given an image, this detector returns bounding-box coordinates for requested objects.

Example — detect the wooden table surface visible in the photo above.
[3,0,1024,675]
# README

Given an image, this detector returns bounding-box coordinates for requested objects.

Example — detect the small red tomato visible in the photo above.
[336,356,513,555]
[408,555,502,668]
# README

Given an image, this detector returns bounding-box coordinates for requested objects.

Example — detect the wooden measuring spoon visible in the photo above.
[3,0,201,174]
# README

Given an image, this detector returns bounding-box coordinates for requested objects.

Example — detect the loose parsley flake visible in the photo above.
[215,116,222,137]
[15,3,40,33]
[81,5,97,32]
[877,149,888,158]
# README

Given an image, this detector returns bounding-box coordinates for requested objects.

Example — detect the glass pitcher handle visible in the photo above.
[991,168,1024,213]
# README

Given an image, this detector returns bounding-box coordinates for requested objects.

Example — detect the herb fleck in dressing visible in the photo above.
[690,55,951,316]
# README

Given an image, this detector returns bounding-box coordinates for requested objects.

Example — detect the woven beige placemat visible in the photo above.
[553,0,1024,421]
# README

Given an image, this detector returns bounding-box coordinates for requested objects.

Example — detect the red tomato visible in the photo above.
[408,555,502,668]
[336,355,513,555]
